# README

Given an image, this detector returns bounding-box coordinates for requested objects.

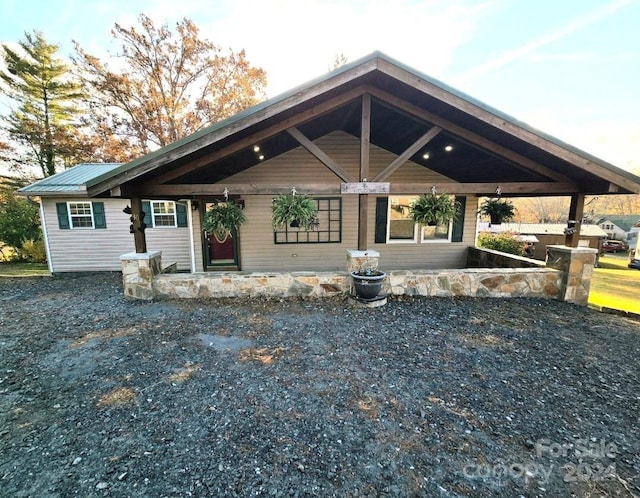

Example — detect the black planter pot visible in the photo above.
[490,215,503,225]
[289,220,300,228]
[350,271,387,300]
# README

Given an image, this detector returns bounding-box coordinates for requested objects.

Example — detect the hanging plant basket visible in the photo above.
[479,198,515,225]
[271,193,319,231]
[202,201,246,241]
[408,192,460,226]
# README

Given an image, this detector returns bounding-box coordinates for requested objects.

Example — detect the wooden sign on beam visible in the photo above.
[341,182,390,194]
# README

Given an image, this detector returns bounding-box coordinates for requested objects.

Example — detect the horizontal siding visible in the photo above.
[370,196,479,270]
[43,198,191,272]
[217,131,479,272]
[238,196,359,272]
[235,195,478,272]
[224,131,452,184]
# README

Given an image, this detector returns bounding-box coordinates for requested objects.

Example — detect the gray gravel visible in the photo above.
[1,272,639,497]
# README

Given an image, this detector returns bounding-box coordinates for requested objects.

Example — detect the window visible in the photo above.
[274,197,342,244]
[387,196,452,243]
[151,201,177,227]
[56,202,106,230]
[388,197,417,242]
[68,202,94,229]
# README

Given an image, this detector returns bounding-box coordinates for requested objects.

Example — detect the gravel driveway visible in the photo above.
[1,272,639,497]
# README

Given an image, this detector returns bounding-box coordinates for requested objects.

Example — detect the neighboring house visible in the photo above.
[19,52,640,276]
[19,163,192,273]
[596,215,640,249]
[478,222,607,260]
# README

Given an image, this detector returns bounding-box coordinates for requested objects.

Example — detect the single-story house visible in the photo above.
[596,215,640,248]
[20,52,640,302]
[477,222,608,260]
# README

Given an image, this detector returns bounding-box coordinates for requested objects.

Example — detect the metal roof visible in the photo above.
[18,163,122,196]
[478,222,608,237]
[595,215,640,232]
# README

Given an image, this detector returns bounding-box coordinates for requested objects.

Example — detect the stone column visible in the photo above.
[120,251,162,300]
[545,245,597,305]
[346,249,379,273]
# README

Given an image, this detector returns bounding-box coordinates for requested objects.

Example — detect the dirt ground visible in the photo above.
[1,272,639,497]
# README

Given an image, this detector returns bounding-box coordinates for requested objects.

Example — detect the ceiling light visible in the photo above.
[422,152,430,160]
[444,145,453,152]
[258,154,265,160]
[253,145,260,152]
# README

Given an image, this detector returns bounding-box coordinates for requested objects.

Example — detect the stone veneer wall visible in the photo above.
[467,246,545,269]
[152,267,561,300]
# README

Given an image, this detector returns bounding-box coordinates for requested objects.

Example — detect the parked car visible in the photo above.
[629,247,640,269]
[601,240,629,253]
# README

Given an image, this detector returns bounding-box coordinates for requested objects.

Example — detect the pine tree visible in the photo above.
[1,31,86,177]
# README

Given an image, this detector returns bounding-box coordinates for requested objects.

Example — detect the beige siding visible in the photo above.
[214,132,479,272]
[42,198,192,272]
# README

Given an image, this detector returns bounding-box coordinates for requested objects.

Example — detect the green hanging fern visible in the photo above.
[409,192,460,226]
[202,201,246,240]
[271,193,319,230]
[479,198,515,224]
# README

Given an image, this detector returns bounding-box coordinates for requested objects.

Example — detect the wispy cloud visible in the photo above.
[455,0,632,86]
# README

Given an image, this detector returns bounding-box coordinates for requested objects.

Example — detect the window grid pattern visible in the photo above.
[274,197,342,244]
[152,201,177,227]
[68,202,94,229]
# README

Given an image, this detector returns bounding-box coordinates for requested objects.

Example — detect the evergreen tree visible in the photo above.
[1,31,86,177]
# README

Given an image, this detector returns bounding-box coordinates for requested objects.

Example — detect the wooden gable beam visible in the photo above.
[286,127,356,183]
[372,126,442,182]
[135,181,577,197]
[366,87,575,185]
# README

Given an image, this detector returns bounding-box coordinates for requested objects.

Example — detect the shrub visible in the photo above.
[477,231,526,256]
[20,239,47,262]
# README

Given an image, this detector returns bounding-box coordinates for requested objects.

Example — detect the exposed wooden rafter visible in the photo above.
[372,125,442,182]
[88,86,369,196]
[365,86,575,185]
[376,58,640,194]
[286,127,355,182]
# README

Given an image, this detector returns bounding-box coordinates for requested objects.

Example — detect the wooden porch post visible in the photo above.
[358,94,371,251]
[565,193,585,247]
[130,196,148,253]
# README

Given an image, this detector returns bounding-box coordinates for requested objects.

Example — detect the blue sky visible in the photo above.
[1,0,639,174]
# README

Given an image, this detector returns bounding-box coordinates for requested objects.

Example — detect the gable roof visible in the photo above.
[596,215,640,232]
[18,163,122,196]
[36,52,640,197]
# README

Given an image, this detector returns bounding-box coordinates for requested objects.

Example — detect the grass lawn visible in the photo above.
[0,262,50,277]
[589,253,640,314]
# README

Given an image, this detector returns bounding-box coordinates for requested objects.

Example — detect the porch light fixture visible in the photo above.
[444,145,454,152]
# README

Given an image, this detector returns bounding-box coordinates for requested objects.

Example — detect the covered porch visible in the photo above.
[82,53,640,304]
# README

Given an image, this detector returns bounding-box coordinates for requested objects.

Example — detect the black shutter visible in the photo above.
[176,202,188,227]
[142,201,152,228]
[56,203,70,229]
[374,197,388,243]
[452,196,466,242]
[92,202,107,229]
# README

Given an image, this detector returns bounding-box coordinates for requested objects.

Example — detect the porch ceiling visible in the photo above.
[88,53,640,197]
